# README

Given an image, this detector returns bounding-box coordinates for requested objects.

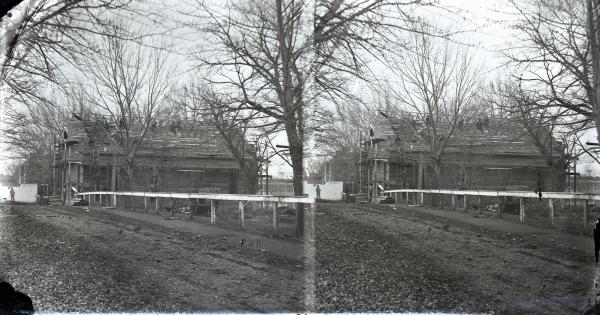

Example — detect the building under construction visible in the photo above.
[54,115,258,203]
[357,115,566,198]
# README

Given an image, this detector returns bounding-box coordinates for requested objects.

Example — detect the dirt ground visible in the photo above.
[0,204,304,312]
[314,202,591,314]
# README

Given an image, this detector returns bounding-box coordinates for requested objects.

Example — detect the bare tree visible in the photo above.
[83,24,175,190]
[170,84,261,194]
[485,79,575,190]
[185,0,432,236]
[392,31,482,186]
[1,0,133,101]
[508,0,600,143]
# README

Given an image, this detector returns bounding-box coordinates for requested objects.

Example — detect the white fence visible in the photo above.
[78,191,315,235]
[385,188,600,233]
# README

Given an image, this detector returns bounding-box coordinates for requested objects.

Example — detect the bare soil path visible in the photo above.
[0,204,304,312]
[315,202,590,314]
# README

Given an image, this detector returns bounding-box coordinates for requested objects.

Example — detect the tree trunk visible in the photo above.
[432,157,442,188]
[286,120,305,238]
[587,0,600,144]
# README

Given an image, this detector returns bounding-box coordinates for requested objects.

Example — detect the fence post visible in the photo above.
[584,199,589,234]
[478,195,483,215]
[499,197,505,218]
[170,198,175,217]
[99,194,103,206]
[130,194,134,210]
[113,194,117,208]
[395,192,399,208]
[239,201,245,227]
[419,192,424,206]
[548,199,554,226]
[210,200,216,224]
[519,198,525,223]
[273,201,279,235]
[463,195,467,211]
[155,196,159,213]
[451,194,456,210]
[144,196,148,213]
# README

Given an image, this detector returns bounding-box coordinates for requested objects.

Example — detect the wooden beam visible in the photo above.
[144,197,148,213]
[451,194,456,210]
[78,191,315,204]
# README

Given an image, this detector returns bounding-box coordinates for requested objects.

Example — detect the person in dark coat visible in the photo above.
[0,281,34,315]
[9,187,15,204]
[315,185,321,202]
[595,218,600,264]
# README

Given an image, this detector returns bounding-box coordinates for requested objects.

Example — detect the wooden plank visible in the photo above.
[78,191,315,203]
[451,195,456,210]
[383,188,600,201]
[144,197,148,213]
[113,194,117,208]
[463,195,467,211]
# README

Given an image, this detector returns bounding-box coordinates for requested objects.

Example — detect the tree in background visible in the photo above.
[171,84,261,194]
[509,0,600,144]
[82,22,175,190]
[483,79,576,191]
[392,30,482,186]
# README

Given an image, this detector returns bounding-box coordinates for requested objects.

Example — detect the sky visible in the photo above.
[1,0,599,177]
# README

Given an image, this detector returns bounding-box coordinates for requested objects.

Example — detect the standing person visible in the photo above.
[9,187,15,204]
[316,185,321,202]
[71,184,79,201]
[595,218,600,264]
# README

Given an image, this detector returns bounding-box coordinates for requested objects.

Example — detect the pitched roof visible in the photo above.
[370,115,563,158]
[61,116,255,163]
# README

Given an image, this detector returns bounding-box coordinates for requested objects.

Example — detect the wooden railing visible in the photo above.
[385,188,600,233]
[77,191,315,234]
